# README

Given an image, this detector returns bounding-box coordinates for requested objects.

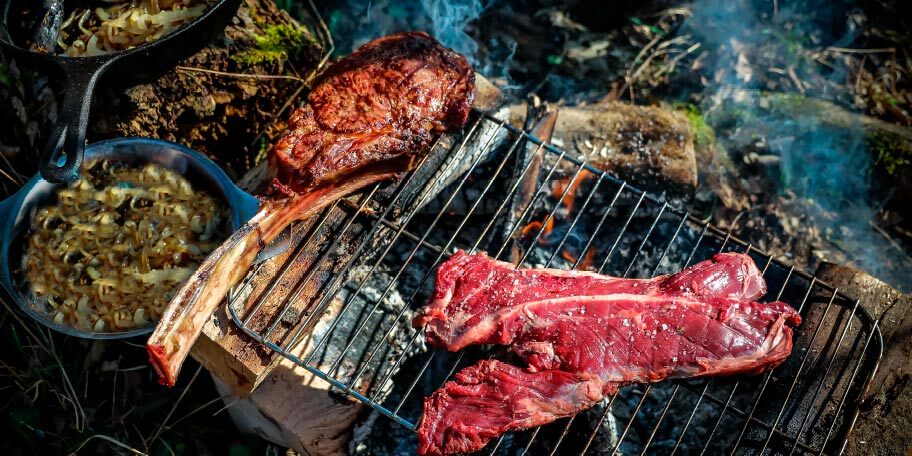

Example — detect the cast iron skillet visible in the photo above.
[0,0,242,183]
[0,138,260,339]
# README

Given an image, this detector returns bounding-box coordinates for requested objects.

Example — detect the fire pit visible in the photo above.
[226,112,882,454]
[1,0,907,454]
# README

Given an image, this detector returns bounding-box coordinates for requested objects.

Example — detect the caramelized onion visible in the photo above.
[25,160,228,332]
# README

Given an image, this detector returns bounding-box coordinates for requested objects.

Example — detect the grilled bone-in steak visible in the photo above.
[147,32,475,386]
[415,251,801,455]
[270,32,474,193]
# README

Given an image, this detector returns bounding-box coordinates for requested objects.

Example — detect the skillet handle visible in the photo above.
[38,61,108,183]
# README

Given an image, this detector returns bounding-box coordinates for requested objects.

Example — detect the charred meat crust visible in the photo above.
[270,32,475,194]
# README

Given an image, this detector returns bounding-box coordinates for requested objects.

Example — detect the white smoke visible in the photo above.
[327,0,516,82]
[419,0,484,62]
[681,0,912,291]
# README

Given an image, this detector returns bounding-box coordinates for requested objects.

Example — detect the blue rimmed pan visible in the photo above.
[0,138,260,339]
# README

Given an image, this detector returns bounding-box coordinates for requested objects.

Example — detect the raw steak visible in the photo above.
[420,360,609,456]
[415,250,772,350]
[415,251,801,455]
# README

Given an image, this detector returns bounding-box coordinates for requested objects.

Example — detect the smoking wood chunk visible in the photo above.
[512,102,697,205]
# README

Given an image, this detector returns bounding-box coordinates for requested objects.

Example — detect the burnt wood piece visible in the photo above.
[497,95,554,263]
[814,263,912,456]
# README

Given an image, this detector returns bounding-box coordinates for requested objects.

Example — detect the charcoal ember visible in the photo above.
[417,106,513,216]
[309,267,422,398]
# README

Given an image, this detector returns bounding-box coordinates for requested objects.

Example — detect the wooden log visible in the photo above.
[814,263,912,456]
[212,295,362,455]
[509,102,698,206]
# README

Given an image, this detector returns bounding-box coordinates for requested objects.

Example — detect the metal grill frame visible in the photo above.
[227,112,884,455]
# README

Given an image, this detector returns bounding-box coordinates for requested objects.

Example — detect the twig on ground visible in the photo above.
[147,364,203,446]
[826,46,897,54]
[69,434,147,455]
[175,66,308,84]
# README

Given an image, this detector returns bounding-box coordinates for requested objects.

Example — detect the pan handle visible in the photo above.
[38,60,110,183]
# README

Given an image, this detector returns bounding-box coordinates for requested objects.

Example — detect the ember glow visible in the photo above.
[520,169,599,270]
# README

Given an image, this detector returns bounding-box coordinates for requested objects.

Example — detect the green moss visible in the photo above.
[234,24,314,67]
[0,61,11,89]
[675,103,715,146]
[868,130,912,176]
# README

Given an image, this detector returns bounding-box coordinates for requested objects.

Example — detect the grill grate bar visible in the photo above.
[754,278,832,454]
[581,389,632,454]
[545,173,607,266]
[698,245,775,454]
[701,376,748,455]
[300,119,501,370]
[325,120,543,416]
[823,318,881,456]
[259,201,362,341]
[335,126,536,397]
[787,298,863,455]
[628,222,712,453]
[393,348,435,416]
[672,381,710,454]
[469,141,553,254]
[562,193,675,455]
[726,254,801,453]
[612,385,655,454]
[519,428,542,456]
[543,417,572,456]
[516,161,588,265]
[237,199,340,327]
[226,115,883,455]
[640,384,681,455]
[484,152,604,455]
[598,192,647,272]
[493,150,568,260]
[277,176,429,352]
[672,380,822,454]
[248,134,449,352]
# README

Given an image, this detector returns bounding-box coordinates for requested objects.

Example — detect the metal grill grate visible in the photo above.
[228,113,883,455]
